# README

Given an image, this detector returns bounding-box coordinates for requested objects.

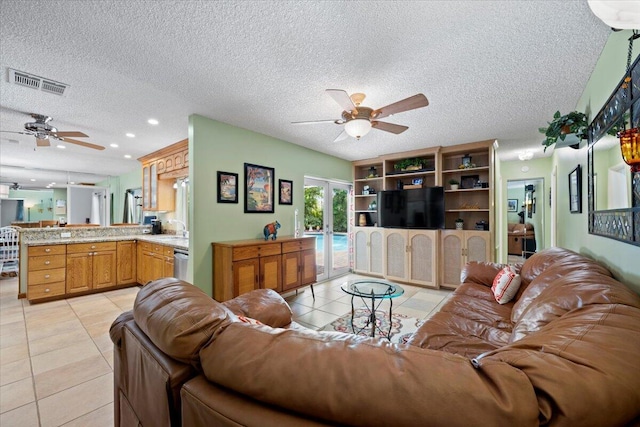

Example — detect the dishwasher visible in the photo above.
[173,248,189,281]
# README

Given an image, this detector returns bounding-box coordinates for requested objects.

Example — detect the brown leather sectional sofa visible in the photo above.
[110,247,640,426]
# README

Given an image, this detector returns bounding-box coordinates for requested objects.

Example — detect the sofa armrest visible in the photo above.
[461,262,513,287]
[222,289,293,328]
[110,310,134,348]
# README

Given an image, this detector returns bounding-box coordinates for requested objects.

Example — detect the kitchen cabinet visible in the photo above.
[384,229,438,288]
[137,241,173,285]
[138,139,187,211]
[117,240,137,285]
[353,227,384,276]
[66,242,117,293]
[27,245,66,301]
[440,230,490,289]
[212,236,316,302]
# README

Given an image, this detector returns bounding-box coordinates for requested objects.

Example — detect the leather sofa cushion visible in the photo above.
[200,323,540,427]
[222,288,293,328]
[512,247,613,322]
[133,278,235,364]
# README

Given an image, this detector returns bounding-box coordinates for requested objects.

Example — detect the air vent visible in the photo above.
[8,69,69,96]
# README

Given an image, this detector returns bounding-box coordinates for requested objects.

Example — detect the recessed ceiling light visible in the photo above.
[50,182,56,185]
[69,181,75,185]
[124,154,132,159]
[110,143,119,148]
[148,119,159,125]
[30,178,36,182]
[56,144,66,149]
[126,133,135,138]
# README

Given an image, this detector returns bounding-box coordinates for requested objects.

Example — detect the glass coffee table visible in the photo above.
[340,279,404,340]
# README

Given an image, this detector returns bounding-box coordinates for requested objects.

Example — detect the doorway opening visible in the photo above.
[304,178,351,282]
[506,178,544,264]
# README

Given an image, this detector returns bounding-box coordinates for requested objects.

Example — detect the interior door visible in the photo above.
[304,178,351,282]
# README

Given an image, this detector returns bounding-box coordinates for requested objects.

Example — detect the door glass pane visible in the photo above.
[332,187,349,272]
[304,183,325,278]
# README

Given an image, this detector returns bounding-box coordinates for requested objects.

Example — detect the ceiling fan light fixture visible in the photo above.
[344,119,371,139]
[587,0,640,30]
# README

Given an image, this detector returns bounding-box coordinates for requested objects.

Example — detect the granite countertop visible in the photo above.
[24,234,189,251]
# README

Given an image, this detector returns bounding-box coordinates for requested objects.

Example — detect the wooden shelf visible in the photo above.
[445,188,489,193]
[442,166,490,174]
[446,209,490,212]
[355,194,377,198]
[354,177,383,182]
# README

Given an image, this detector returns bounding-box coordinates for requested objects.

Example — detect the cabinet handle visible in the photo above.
[45,248,51,253]
[91,245,96,249]
[44,261,50,265]
[44,274,50,279]
[45,288,50,293]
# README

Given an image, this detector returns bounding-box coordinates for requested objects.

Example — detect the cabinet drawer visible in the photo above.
[282,239,315,253]
[28,268,66,284]
[232,244,281,261]
[28,255,66,271]
[67,242,117,254]
[28,282,66,300]
[164,246,173,257]
[138,241,153,252]
[28,245,66,256]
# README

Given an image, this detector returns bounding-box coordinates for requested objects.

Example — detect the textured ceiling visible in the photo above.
[0,1,612,189]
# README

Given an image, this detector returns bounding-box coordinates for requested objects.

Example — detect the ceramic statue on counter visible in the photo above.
[263,220,281,240]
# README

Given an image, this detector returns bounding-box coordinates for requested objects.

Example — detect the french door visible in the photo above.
[304,178,351,281]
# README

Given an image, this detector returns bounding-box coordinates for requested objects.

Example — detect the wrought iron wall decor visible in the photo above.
[587,53,640,246]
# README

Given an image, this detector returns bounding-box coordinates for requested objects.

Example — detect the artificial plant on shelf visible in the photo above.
[394,158,424,171]
[539,111,588,152]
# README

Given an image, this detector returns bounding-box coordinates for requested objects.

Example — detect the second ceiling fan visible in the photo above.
[293,89,429,142]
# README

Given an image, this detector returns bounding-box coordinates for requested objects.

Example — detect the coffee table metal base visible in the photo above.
[349,291,395,339]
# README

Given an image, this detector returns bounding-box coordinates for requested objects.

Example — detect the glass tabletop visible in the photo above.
[341,279,404,299]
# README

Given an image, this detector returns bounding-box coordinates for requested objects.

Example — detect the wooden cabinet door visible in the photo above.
[233,258,259,296]
[136,242,144,284]
[300,249,316,285]
[385,229,408,282]
[441,231,463,288]
[142,164,151,209]
[465,231,490,264]
[281,252,300,291]
[163,254,174,278]
[149,253,164,282]
[150,162,158,209]
[93,251,117,289]
[260,255,281,291]
[117,241,137,285]
[408,230,437,288]
[353,229,369,274]
[66,252,93,293]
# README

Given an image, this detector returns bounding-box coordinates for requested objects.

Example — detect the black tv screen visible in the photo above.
[377,187,444,229]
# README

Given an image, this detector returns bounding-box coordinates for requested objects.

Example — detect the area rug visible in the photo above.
[320,309,424,344]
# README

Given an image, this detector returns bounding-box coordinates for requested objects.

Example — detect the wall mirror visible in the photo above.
[587,54,640,246]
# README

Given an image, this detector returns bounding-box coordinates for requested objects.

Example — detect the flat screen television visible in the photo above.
[377,187,444,229]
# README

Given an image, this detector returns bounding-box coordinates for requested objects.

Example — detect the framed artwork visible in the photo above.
[569,164,582,213]
[244,163,274,213]
[217,171,238,203]
[279,179,293,205]
[507,199,518,212]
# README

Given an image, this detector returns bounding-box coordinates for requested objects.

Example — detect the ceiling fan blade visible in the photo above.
[326,89,356,112]
[59,137,105,150]
[36,138,50,147]
[372,93,429,120]
[53,131,89,138]
[0,130,31,135]
[371,121,409,134]
[333,130,349,142]
[292,119,339,125]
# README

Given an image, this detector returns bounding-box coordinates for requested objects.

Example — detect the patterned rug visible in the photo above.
[320,308,424,344]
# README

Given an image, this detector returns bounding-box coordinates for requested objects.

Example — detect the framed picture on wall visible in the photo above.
[569,164,582,213]
[279,179,293,205]
[244,163,274,213]
[217,171,238,203]
[507,199,518,212]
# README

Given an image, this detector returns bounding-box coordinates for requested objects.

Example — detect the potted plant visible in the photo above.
[394,158,424,171]
[539,111,588,151]
[449,179,460,190]
[455,218,464,230]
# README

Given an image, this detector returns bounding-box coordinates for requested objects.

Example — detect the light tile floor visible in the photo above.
[0,273,451,426]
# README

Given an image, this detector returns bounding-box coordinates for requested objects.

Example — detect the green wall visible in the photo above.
[189,115,353,296]
[8,189,55,222]
[554,29,640,291]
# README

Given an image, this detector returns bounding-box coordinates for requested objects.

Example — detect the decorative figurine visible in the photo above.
[263,221,281,240]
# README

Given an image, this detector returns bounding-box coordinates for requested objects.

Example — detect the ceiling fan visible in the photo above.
[292,89,429,142]
[0,113,105,150]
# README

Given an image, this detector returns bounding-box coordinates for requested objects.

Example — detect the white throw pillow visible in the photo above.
[491,266,522,304]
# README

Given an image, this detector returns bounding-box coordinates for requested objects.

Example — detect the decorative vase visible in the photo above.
[359,214,366,227]
[450,184,459,191]
[455,222,464,230]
